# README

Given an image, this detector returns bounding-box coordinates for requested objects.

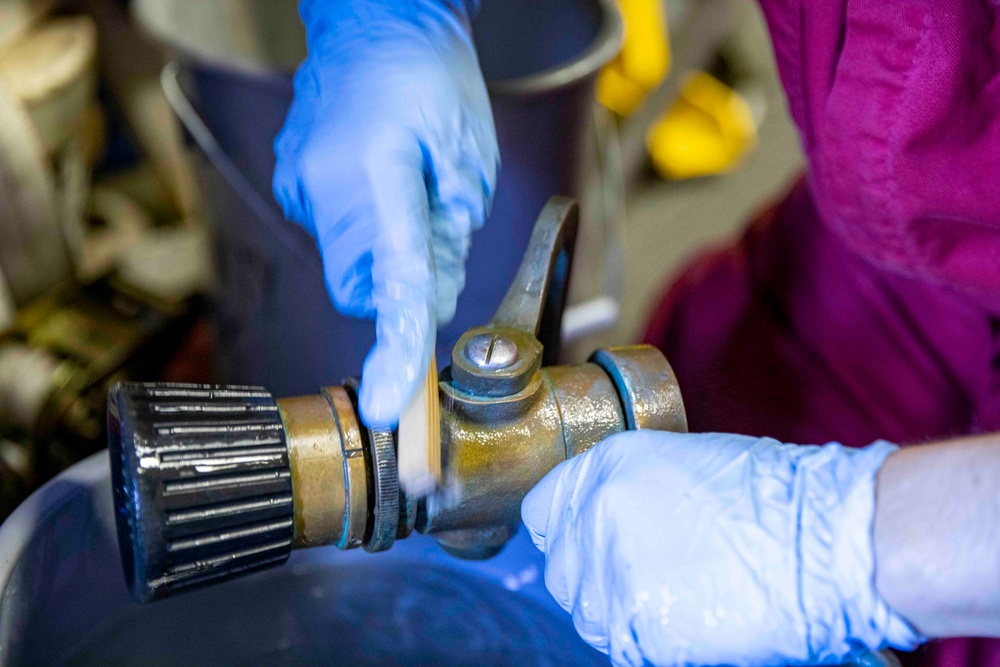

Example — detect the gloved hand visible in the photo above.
[521,431,925,666]
[273,0,498,427]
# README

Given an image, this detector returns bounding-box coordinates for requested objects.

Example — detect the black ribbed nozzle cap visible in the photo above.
[108,382,294,603]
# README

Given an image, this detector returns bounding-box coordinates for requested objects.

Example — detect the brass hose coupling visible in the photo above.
[108,197,687,603]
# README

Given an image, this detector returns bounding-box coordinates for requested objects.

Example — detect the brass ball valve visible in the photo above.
[108,198,687,603]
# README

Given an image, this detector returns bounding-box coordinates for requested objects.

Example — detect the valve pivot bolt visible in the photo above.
[464,333,519,370]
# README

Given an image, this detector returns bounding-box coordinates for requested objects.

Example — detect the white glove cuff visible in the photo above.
[798,440,926,662]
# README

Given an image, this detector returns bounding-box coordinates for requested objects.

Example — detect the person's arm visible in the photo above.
[875,434,1000,638]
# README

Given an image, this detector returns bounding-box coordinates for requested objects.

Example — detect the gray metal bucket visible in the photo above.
[165,0,621,396]
[0,452,606,665]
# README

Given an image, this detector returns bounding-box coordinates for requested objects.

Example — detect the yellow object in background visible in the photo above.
[647,71,757,180]
[597,0,671,117]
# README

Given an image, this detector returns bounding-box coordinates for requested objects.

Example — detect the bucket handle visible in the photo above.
[160,62,323,277]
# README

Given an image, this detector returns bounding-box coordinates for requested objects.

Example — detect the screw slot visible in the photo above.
[464,333,519,370]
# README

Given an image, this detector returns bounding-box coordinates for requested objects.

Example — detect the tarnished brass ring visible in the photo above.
[322,386,369,549]
[590,345,688,433]
[343,378,399,553]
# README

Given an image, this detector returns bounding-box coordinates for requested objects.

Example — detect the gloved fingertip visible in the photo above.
[358,356,410,430]
[572,617,610,656]
[521,464,564,550]
[435,275,460,325]
[358,382,403,430]
[273,167,317,235]
[271,169,299,222]
[358,324,432,429]
[481,177,496,224]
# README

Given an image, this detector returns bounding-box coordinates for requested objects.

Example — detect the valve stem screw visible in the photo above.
[464,333,519,370]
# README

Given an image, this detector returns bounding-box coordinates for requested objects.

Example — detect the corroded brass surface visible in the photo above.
[591,345,688,433]
[545,363,627,458]
[416,197,591,550]
[277,347,686,556]
[426,372,565,534]
[421,353,684,545]
[278,394,345,549]
[323,386,369,549]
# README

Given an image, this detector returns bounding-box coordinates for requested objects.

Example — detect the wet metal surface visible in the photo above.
[428,374,566,535]
[545,363,626,458]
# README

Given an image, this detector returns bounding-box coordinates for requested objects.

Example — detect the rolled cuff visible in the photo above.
[798,440,925,661]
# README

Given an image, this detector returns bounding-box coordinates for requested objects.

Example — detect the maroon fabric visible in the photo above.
[644,180,1000,667]
[643,2,1000,664]
[755,1,1000,313]
[645,180,1000,448]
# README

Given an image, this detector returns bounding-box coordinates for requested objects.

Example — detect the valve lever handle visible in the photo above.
[450,197,579,396]
[490,196,578,365]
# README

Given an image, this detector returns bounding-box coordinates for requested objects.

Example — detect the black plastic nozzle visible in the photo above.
[107,382,294,602]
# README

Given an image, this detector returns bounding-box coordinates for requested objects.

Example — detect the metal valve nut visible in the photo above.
[590,345,688,433]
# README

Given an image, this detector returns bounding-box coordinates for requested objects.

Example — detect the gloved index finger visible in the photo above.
[357,137,436,428]
[521,460,568,551]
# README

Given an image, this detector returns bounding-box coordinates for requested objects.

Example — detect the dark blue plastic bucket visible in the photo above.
[0,452,606,665]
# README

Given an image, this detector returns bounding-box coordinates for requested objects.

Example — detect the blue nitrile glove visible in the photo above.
[273,0,498,427]
[521,431,925,667]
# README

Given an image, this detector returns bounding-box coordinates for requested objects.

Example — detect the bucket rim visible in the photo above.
[140,0,623,96]
[484,0,623,97]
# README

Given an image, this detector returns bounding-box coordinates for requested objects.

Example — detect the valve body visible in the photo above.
[109,345,685,602]
[108,197,687,603]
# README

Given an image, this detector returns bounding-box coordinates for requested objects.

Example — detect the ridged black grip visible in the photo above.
[108,382,294,602]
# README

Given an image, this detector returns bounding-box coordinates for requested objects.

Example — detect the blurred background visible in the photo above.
[0,0,803,519]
